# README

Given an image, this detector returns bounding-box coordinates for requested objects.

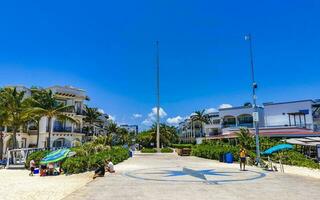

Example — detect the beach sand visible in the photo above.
[0,169,93,200]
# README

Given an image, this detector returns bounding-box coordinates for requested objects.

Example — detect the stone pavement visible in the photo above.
[64,153,320,200]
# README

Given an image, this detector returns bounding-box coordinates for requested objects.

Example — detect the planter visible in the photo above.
[177,148,191,156]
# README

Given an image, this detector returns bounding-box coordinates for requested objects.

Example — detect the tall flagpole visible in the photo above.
[245,34,261,166]
[156,41,160,152]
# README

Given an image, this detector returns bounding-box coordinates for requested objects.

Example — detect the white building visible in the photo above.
[120,125,139,135]
[179,99,320,142]
[1,85,88,157]
[264,100,315,129]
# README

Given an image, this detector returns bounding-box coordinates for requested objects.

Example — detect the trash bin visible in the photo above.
[129,150,133,158]
[225,152,233,163]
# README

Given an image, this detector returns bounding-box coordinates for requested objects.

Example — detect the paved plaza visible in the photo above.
[64,153,320,200]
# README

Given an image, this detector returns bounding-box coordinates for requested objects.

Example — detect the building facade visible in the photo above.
[179,99,320,142]
[1,85,88,157]
[120,124,139,135]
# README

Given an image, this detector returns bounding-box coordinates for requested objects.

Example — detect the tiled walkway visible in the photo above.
[64,153,320,200]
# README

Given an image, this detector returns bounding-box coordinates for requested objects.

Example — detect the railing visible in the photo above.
[76,109,85,115]
[53,127,72,132]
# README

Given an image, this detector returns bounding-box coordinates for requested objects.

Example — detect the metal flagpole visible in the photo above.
[245,34,261,166]
[156,41,160,152]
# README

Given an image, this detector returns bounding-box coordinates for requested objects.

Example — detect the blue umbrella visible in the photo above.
[262,144,293,155]
[40,149,70,164]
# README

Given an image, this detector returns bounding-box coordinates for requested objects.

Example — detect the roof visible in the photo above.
[286,137,320,146]
[263,99,314,106]
[219,105,263,111]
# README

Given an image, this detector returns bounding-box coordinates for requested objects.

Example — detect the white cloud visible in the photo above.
[205,108,217,114]
[108,115,116,121]
[219,104,233,109]
[98,108,105,114]
[149,107,167,118]
[142,107,167,126]
[166,116,185,125]
[133,113,142,118]
[142,118,153,126]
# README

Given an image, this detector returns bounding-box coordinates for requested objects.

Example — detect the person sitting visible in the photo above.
[106,159,115,173]
[93,163,106,179]
[40,164,47,176]
[48,163,54,175]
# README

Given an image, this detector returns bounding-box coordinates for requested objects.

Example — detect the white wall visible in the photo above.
[264,101,313,128]
[219,107,265,127]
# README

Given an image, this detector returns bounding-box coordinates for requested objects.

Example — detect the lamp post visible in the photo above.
[245,34,261,165]
[156,41,160,152]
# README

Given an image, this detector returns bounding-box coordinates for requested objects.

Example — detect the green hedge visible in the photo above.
[191,142,319,169]
[191,143,241,161]
[161,147,173,153]
[141,148,157,153]
[25,146,129,174]
[62,146,129,174]
[25,150,50,169]
[270,151,320,169]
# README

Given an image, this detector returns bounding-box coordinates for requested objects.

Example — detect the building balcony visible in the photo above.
[76,109,85,115]
[53,127,72,133]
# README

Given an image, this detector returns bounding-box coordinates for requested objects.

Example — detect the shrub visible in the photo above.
[191,143,241,161]
[270,151,320,169]
[62,146,129,174]
[25,150,50,169]
[62,156,88,174]
[161,147,173,153]
[141,148,157,153]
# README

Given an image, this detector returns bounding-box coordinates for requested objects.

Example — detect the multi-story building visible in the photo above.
[120,124,139,135]
[1,85,88,157]
[179,99,320,142]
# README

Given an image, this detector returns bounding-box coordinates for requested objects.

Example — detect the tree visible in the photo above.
[149,123,178,147]
[106,122,118,136]
[0,88,30,149]
[113,127,130,145]
[236,128,254,150]
[28,90,78,148]
[191,110,210,137]
[83,105,103,139]
[0,108,9,159]
[26,88,47,148]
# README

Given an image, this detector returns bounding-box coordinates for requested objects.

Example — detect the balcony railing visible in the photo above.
[76,109,85,115]
[53,127,72,132]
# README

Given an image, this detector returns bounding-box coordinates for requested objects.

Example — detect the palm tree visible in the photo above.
[0,109,9,159]
[28,90,78,148]
[106,122,118,136]
[236,128,254,150]
[0,88,30,149]
[26,88,46,148]
[192,110,210,137]
[83,105,103,139]
[150,123,178,147]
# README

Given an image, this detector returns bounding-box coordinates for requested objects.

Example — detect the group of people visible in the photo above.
[29,160,63,176]
[93,159,115,179]
[29,158,115,178]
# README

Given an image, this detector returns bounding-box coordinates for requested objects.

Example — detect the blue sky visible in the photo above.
[0,1,320,129]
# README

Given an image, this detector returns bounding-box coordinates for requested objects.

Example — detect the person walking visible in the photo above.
[239,148,247,171]
[29,159,36,176]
